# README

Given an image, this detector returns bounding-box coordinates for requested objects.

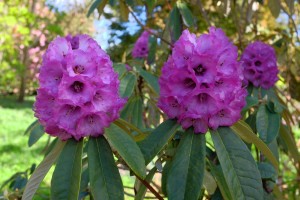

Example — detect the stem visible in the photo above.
[115,118,146,136]
[135,174,164,200]
[123,0,173,47]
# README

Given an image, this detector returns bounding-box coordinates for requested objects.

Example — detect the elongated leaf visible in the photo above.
[28,123,44,147]
[169,6,182,43]
[119,73,137,97]
[231,121,279,170]
[138,68,159,94]
[147,35,157,65]
[167,130,206,200]
[177,2,194,27]
[146,0,156,15]
[268,0,280,18]
[51,139,83,200]
[135,167,157,200]
[105,124,146,178]
[138,119,180,164]
[279,124,300,163]
[120,0,129,21]
[211,128,263,200]
[161,160,172,196]
[87,0,107,17]
[210,165,232,200]
[242,96,259,112]
[24,120,38,135]
[88,137,124,200]
[203,170,217,195]
[258,162,276,179]
[256,105,280,143]
[22,141,65,200]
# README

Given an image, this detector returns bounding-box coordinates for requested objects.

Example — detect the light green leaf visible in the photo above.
[51,139,83,200]
[120,0,129,21]
[167,130,206,200]
[22,141,65,200]
[105,124,146,178]
[203,170,217,195]
[231,120,279,171]
[211,127,263,200]
[138,119,180,164]
[177,1,194,27]
[268,0,280,18]
[88,136,124,200]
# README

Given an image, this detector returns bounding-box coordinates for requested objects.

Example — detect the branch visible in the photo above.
[135,174,164,200]
[123,0,173,47]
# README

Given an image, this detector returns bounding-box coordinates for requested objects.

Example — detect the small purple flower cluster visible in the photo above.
[132,30,150,59]
[34,35,126,140]
[240,41,278,89]
[158,27,247,134]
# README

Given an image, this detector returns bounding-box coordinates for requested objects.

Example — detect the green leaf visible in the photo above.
[105,124,146,178]
[210,165,232,200]
[211,127,263,200]
[97,0,109,17]
[268,0,280,18]
[138,119,180,164]
[51,139,83,200]
[169,6,182,43]
[231,120,279,171]
[176,2,194,27]
[147,35,157,65]
[135,167,157,200]
[28,123,44,147]
[88,136,124,200]
[146,0,156,15]
[258,162,276,179]
[87,0,102,17]
[203,170,217,195]
[167,130,206,200]
[120,0,129,21]
[119,73,137,97]
[137,68,160,95]
[242,96,259,112]
[279,124,300,163]
[256,105,280,143]
[161,160,172,196]
[113,63,127,78]
[22,141,65,200]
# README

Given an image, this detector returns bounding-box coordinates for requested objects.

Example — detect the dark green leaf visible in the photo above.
[211,127,263,200]
[88,136,124,200]
[147,35,157,65]
[167,130,206,200]
[109,0,117,6]
[135,167,156,200]
[22,141,65,200]
[87,0,102,17]
[169,6,182,43]
[177,2,194,27]
[113,63,127,78]
[210,165,232,200]
[242,96,259,112]
[256,105,280,143]
[105,124,146,178]
[138,119,180,164]
[119,72,137,97]
[28,123,44,147]
[51,139,83,200]
[120,96,144,129]
[137,68,159,94]
[161,160,172,196]
[258,162,276,179]
[146,0,156,15]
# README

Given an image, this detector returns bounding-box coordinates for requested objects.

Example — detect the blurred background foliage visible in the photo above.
[1,0,300,199]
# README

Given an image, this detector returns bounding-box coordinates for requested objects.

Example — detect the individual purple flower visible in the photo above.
[132,30,151,59]
[240,41,278,89]
[34,34,126,141]
[158,27,247,134]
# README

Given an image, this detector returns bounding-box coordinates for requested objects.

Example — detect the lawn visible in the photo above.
[0,96,137,199]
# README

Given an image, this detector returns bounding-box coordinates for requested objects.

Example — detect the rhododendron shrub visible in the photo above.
[34,34,126,140]
[241,41,279,89]
[158,28,247,133]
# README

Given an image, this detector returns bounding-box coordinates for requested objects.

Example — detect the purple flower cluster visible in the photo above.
[158,28,247,134]
[240,41,278,89]
[132,30,150,59]
[34,34,126,140]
